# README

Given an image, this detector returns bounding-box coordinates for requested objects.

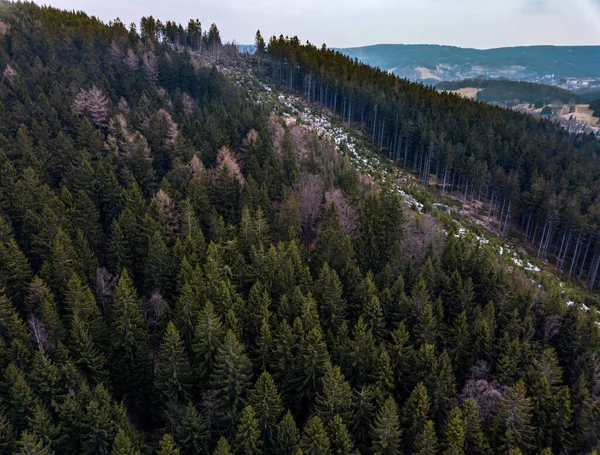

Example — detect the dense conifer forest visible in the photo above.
[0,2,600,454]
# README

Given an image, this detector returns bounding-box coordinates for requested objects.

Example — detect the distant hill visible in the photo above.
[337,44,600,83]
[437,79,583,105]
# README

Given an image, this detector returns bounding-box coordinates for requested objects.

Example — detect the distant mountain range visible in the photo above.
[336,44,600,83]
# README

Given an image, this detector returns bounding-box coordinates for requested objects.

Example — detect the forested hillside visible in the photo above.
[436,79,582,105]
[1,2,600,455]
[265,36,600,292]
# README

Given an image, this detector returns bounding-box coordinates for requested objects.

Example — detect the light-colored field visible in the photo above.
[415,67,441,81]
[560,104,600,127]
[450,87,483,99]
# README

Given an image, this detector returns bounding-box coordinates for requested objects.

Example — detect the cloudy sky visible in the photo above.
[36,0,600,48]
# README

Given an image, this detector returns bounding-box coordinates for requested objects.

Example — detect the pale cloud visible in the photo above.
[35,0,600,48]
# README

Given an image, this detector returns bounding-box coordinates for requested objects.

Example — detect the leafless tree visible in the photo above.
[28,315,52,353]
[188,154,206,176]
[117,97,130,116]
[143,51,159,84]
[110,39,124,62]
[0,20,10,36]
[294,173,323,248]
[73,85,110,128]
[125,48,139,73]
[96,267,118,315]
[459,362,502,422]
[153,189,178,232]
[144,290,167,367]
[325,188,358,237]
[156,108,178,151]
[215,146,244,184]
[182,93,195,116]
[3,64,18,86]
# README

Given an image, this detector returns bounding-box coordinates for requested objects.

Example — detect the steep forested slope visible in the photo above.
[0,3,600,455]
[265,36,600,292]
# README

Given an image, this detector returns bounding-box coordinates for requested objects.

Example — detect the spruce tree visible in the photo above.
[14,430,54,455]
[158,434,180,455]
[315,365,353,425]
[494,380,534,454]
[328,415,355,455]
[370,397,402,455]
[155,322,193,408]
[274,410,301,455]
[442,407,465,455]
[413,420,438,455]
[402,383,430,450]
[175,403,208,455]
[193,301,224,385]
[111,429,140,455]
[249,371,283,442]
[460,398,489,455]
[234,405,262,455]
[110,269,151,403]
[213,437,232,455]
[300,415,331,455]
[210,330,253,433]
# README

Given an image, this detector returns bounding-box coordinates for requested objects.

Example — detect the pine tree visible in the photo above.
[0,404,15,454]
[155,322,193,408]
[210,330,253,433]
[300,415,331,455]
[328,415,355,455]
[158,434,180,455]
[274,410,301,455]
[413,420,438,455]
[249,371,283,442]
[234,405,262,455]
[175,403,208,455]
[370,397,402,455]
[26,402,59,451]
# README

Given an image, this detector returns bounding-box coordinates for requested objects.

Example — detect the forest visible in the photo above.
[264,36,600,292]
[435,79,582,106]
[0,1,600,455]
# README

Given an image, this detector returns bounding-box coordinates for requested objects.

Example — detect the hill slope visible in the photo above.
[338,44,600,82]
[0,3,600,455]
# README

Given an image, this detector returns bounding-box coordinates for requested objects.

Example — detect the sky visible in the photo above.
[35,0,600,49]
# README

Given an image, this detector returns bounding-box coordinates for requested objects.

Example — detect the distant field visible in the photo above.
[449,88,483,99]
[560,104,600,127]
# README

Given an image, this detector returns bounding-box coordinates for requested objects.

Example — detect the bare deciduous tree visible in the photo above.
[0,20,10,36]
[110,39,124,62]
[325,188,358,237]
[125,48,139,73]
[73,85,110,128]
[189,154,206,176]
[459,362,502,422]
[156,108,178,151]
[294,173,323,247]
[28,315,52,353]
[215,146,244,184]
[153,189,178,232]
[143,51,159,84]
[3,64,18,86]
[182,93,195,116]
[96,267,118,315]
